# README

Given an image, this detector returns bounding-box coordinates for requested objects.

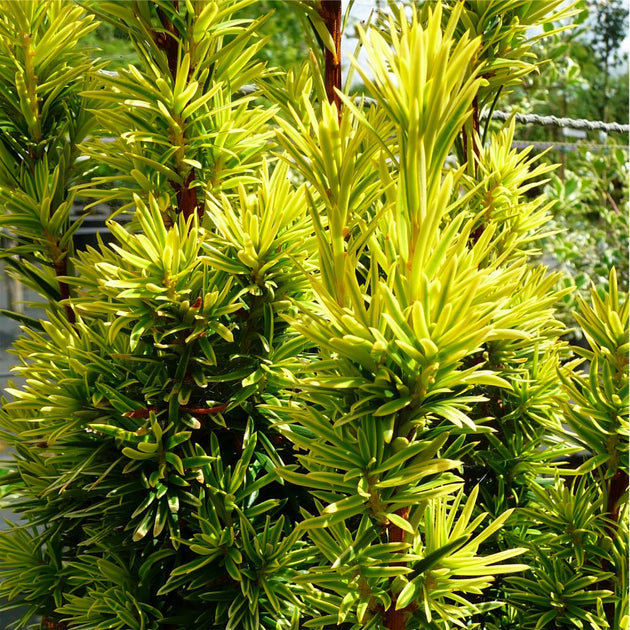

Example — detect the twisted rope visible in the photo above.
[483,110,629,133]
[346,93,629,133]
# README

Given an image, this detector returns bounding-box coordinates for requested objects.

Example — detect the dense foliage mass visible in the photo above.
[0,2,627,630]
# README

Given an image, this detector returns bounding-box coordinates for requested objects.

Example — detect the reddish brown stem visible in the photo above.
[41,616,68,629]
[461,89,481,169]
[54,259,75,324]
[384,507,412,630]
[123,402,226,419]
[317,0,342,110]
[607,469,628,527]
[177,170,201,222]
[471,95,481,161]
[154,2,202,222]
[602,469,628,625]
[385,611,407,630]
[467,96,486,245]
[156,2,179,79]
[181,403,228,415]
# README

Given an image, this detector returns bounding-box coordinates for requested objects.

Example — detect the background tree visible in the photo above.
[584,0,628,123]
[487,0,628,126]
